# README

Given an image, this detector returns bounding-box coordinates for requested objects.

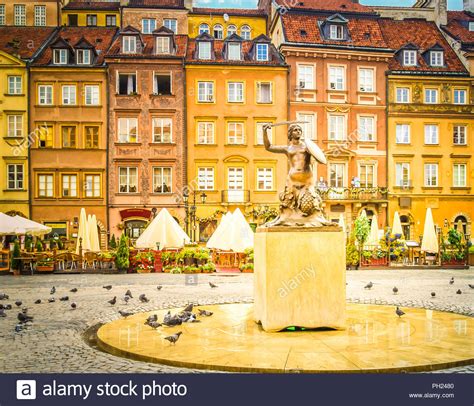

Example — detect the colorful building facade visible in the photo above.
[61,1,121,27]
[0,0,60,27]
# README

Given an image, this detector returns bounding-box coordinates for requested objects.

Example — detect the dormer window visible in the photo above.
[430,50,443,67]
[198,41,211,60]
[76,49,91,65]
[123,36,136,53]
[199,24,210,35]
[228,43,241,61]
[156,37,170,54]
[53,49,68,64]
[403,50,417,66]
[329,24,344,40]
[256,43,268,61]
[469,22,474,31]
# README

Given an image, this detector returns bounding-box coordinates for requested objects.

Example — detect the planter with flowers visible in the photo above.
[36,257,55,272]
[133,251,155,273]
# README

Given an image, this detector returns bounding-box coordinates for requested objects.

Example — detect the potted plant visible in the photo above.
[244,248,254,264]
[346,235,359,270]
[25,235,33,253]
[115,234,130,273]
[109,235,117,249]
[194,248,210,266]
[11,240,20,274]
[202,262,216,273]
[35,239,44,252]
[134,251,155,273]
[36,257,54,272]
[170,266,182,274]
[240,263,254,273]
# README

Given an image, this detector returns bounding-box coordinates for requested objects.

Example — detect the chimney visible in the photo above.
[184,0,193,10]
[435,0,447,26]
[464,0,474,12]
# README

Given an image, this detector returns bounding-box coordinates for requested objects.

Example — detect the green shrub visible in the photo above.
[115,234,130,270]
[11,240,20,270]
[25,235,33,252]
[35,239,43,252]
[109,235,117,249]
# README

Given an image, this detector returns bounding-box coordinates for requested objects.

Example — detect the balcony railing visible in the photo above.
[221,190,250,204]
[317,187,388,201]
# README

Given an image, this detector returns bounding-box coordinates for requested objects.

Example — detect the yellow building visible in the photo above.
[185,34,287,241]
[188,7,267,39]
[380,19,474,240]
[62,1,120,27]
[0,0,60,26]
[0,27,55,217]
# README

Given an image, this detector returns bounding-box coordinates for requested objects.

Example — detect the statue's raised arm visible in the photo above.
[263,124,288,155]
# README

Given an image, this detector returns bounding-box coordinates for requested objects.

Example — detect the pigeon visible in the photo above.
[103,285,112,290]
[163,315,182,327]
[468,284,474,289]
[48,298,55,303]
[183,303,193,312]
[50,286,56,295]
[392,287,398,295]
[157,285,163,291]
[34,299,41,304]
[139,294,149,303]
[209,282,218,288]
[2,304,12,310]
[164,332,182,345]
[395,306,405,318]
[163,311,171,323]
[0,293,10,300]
[123,296,130,304]
[108,296,117,306]
[70,288,78,293]
[71,302,77,309]
[185,314,200,323]
[449,277,454,285]
[119,310,134,318]
[15,300,22,307]
[456,289,462,295]
[0,308,6,317]
[198,309,213,317]
[431,292,436,298]
[148,321,162,329]
[59,296,69,302]
[17,312,33,323]
[364,282,373,289]
[15,324,23,333]
[145,314,158,325]
[125,290,133,298]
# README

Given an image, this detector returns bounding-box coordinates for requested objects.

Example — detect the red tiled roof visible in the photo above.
[443,11,474,50]
[106,34,188,58]
[379,19,467,73]
[275,0,374,14]
[63,1,120,11]
[191,7,267,17]
[0,27,56,60]
[33,27,118,66]
[125,0,185,8]
[281,13,388,48]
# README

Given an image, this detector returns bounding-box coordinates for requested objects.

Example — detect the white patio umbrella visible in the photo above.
[136,208,190,249]
[0,212,25,235]
[365,212,380,248]
[338,213,346,236]
[12,216,52,236]
[76,208,90,254]
[88,214,101,252]
[206,212,232,249]
[211,208,254,253]
[421,208,439,253]
[391,211,404,238]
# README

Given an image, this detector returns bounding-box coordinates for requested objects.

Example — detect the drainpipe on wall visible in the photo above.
[105,66,110,248]
[27,63,32,219]
[182,58,188,198]
[385,70,390,230]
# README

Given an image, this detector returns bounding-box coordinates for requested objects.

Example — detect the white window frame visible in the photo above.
[396,87,410,103]
[84,85,100,105]
[84,174,100,197]
[14,4,26,26]
[199,23,210,35]
[358,116,375,142]
[62,85,76,105]
[7,114,23,137]
[0,5,5,26]
[257,82,272,104]
[453,125,467,145]
[297,64,314,89]
[118,117,138,143]
[38,174,54,197]
[86,14,97,26]
[329,66,345,91]
[329,24,344,40]
[198,41,211,60]
[142,18,156,34]
[76,49,91,65]
[198,167,214,190]
[257,168,273,191]
[227,25,237,37]
[358,163,376,188]
[197,81,214,102]
[118,167,138,194]
[453,89,467,105]
[424,163,438,187]
[123,36,137,53]
[227,43,241,60]
[396,124,410,144]
[213,24,223,39]
[62,174,78,197]
[197,122,215,144]
[424,88,438,104]
[227,122,245,144]
[424,124,439,145]
[156,37,170,54]
[328,114,346,140]
[240,25,251,40]
[403,50,417,66]
[152,167,172,194]
[469,21,474,31]
[256,122,272,145]
[296,113,316,140]
[7,163,23,190]
[53,49,68,65]
[227,82,244,103]
[256,43,269,61]
[34,5,46,26]
[38,85,53,105]
[8,76,22,94]
[430,51,444,67]
[358,68,374,92]
[164,18,177,33]
[395,163,410,187]
[453,164,466,187]
[152,118,172,143]
[329,163,346,188]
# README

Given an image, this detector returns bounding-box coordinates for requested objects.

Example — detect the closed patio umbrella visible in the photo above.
[76,208,90,254]
[206,212,232,249]
[210,209,254,253]
[421,208,439,254]
[391,211,404,238]
[365,213,380,248]
[89,214,100,252]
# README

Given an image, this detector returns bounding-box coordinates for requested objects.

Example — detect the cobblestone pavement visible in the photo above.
[0,268,472,374]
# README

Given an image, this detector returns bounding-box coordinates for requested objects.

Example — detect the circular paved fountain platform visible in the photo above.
[97,303,474,373]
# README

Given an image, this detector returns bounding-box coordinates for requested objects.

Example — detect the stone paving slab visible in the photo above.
[0,269,472,373]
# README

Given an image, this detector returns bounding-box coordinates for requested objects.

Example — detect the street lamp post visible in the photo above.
[183,190,207,242]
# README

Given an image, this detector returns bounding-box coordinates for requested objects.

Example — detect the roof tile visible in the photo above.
[0,27,56,60]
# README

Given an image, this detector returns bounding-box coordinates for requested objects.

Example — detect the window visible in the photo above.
[123,36,136,53]
[297,113,315,140]
[0,5,5,25]
[454,89,466,104]
[228,82,244,103]
[329,66,344,90]
[453,164,466,187]
[38,125,53,148]
[7,164,23,190]
[85,126,99,148]
[118,73,137,95]
[84,85,100,105]
[329,163,345,187]
[329,115,346,140]
[359,164,375,187]
[228,43,241,60]
[7,76,21,95]
[118,118,137,143]
[62,174,77,197]
[395,163,410,187]
[297,64,314,89]
[62,126,76,148]
[227,25,237,37]
[358,68,374,92]
[53,49,68,64]
[62,85,76,105]
[154,73,171,95]
[358,116,375,141]
[470,21,474,31]
[240,25,251,39]
[199,24,209,34]
[396,124,410,144]
[198,41,211,60]
[68,14,78,26]
[119,167,138,193]
[430,51,443,66]
[425,88,438,104]
[256,43,268,61]
[85,174,101,197]
[256,122,272,145]
[34,5,46,26]
[329,24,344,40]
[164,18,177,33]
[424,124,439,144]
[152,118,172,143]
[106,15,116,26]
[227,167,244,202]
[38,174,54,197]
[197,122,214,144]
[227,122,245,144]
[142,19,155,34]
[213,24,223,39]
[86,14,97,26]
[257,168,273,191]
[424,163,438,187]
[76,49,91,65]
[396,88,409,103]
[197,81,214,102]
[403,50,417,66]
[7,115,22,137]
[156,37,170,54]
[14,4,26,25]
[198,167,214,190]
[38,85,53,105]
[153,167,172,193]
[453,125,467,145]
[257,82,272,103]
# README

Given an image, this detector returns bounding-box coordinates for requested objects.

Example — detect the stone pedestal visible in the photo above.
[254,226,346,332]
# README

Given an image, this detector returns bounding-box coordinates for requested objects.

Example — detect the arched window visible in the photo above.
[240,25,251,40]
[227,25,237,37]
[454,215,468,236]
[213,24,223,39]
[199,23,210,35]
